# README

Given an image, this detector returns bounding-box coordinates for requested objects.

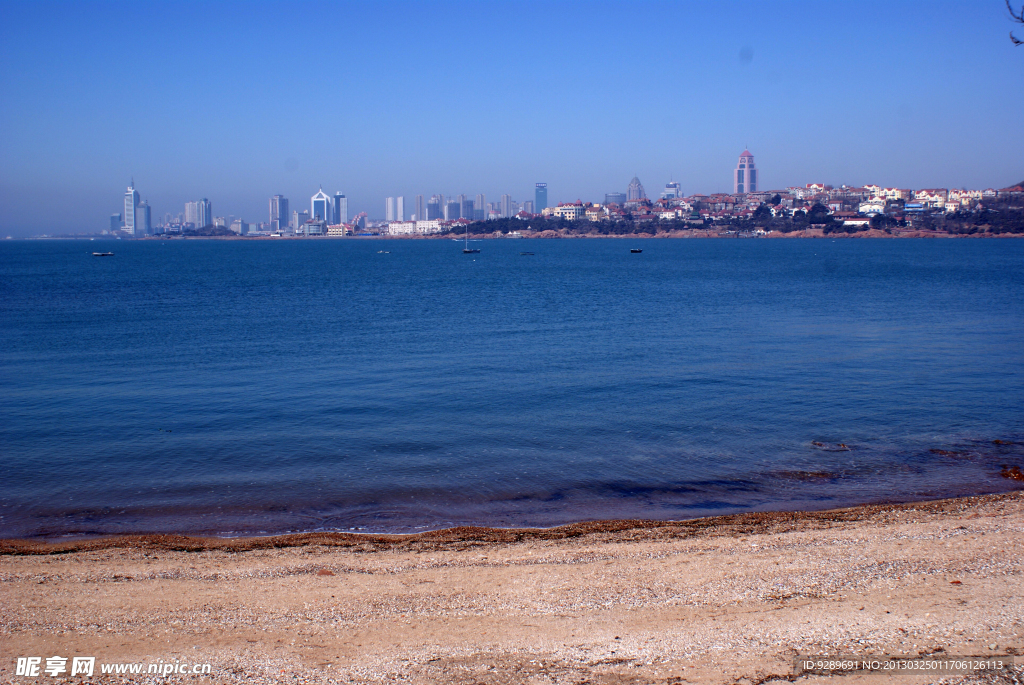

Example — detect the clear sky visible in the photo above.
[1,0,1022,235]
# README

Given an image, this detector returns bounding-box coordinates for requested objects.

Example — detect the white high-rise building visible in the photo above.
[311,188,332,222]
[123,181,140,235]
[333,192,347,224]
[196,199,211,228]
[396,196,405,222]
[386,197,396,222]
[500,194,512,218]
[733,150,757,194]
[185,198,212,228]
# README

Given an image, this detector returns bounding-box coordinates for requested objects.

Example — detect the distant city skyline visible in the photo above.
[105,148,1024,236]
[99,167,1024,237]
[1,0,1022,236]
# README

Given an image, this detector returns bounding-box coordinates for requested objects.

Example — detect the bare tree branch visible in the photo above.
[1010,0,1024,45]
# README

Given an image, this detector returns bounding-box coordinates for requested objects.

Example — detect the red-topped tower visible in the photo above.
[733,150,757,194]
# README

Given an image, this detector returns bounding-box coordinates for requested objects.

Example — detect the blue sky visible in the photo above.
[1,0,1022,235]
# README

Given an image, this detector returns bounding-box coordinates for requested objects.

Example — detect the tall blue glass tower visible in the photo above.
[535,183,548,211]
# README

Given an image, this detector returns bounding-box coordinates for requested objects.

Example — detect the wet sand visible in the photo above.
[2,492,1022,684]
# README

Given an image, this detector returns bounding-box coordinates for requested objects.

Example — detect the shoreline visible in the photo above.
[2,491,1021,684]
[4,484,1023,551]
[4,490,1021,554]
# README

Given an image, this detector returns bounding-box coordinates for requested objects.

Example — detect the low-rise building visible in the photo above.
[948,189,982,203]
[552,203,586,221]
[415,219,443,233]
[301,220,326,236]
[387,221,418,235]
[914,189,948,208]
[858,199,886,215]
[881,188,913,201]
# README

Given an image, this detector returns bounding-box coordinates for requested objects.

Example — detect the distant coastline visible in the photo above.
[36,228,1024,240]
[152,229,1021,239]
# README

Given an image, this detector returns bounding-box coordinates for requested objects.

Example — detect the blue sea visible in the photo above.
[1,237,1022,539]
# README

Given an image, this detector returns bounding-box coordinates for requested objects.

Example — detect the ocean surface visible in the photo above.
[1,237,1022,539]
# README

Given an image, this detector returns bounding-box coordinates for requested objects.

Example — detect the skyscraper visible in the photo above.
[109,213,121,232]
[396,196,405,222]
[661,181,682,199]
[458,194,473,220]
[415,195,424,222]
[196,199,211,228]
[474,194,485,221]
[426,195,441,220]
[523,200,534,214]
[535,183,548,211]
[500,194,512,218]
[605,193,627,206]
[734,150,757,194]
[311,188,331,221]
[386,197,396,222]
[445,200,460,221]
[270,195,289,231]
[333,192,347,224]
[123,181,140,235]
[627,177,646,202]
[136,200,151,235]
[185,200,211,228]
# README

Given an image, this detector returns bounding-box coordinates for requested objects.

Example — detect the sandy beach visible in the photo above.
[2,492,1022,684]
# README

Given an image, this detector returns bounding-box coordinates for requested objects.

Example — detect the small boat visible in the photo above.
[462,223,480,254]
[520,252,534,256]
[92,252,114,256]
[630,248,643,253]
[377,250,390,254]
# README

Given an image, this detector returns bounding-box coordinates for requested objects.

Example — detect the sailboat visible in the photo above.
[462,222,479,254]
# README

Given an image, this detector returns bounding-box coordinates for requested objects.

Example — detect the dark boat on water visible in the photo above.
[630,248,642,253]
[520,252,534,256]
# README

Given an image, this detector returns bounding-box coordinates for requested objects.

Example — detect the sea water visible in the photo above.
[1,238,1022,538]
